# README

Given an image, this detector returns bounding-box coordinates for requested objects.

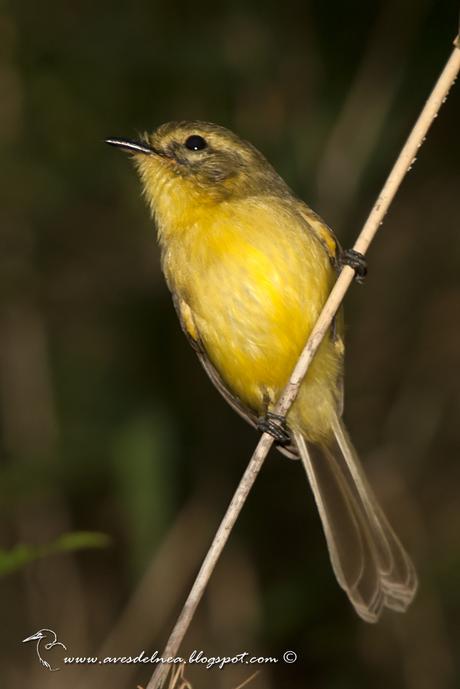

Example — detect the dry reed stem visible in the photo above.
[147,37,460,689]
[233,670,260,689]
[167,663,193,689]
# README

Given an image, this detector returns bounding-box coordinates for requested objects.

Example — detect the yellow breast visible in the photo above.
[160,195,342,440]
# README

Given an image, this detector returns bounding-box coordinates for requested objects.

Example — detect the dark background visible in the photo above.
[1,1,459,688]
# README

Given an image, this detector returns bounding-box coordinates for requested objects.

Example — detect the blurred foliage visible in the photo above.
[0,531,110,576]
[0,1,459,689]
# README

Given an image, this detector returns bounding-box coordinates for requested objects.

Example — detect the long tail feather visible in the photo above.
[293,412,417,622]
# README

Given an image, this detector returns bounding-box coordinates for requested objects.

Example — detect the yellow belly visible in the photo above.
[163,197,342,442]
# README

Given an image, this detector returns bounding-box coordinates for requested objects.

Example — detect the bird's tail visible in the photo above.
[292,410,417,622]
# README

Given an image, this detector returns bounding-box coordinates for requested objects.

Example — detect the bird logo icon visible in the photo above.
[22,628,67,671]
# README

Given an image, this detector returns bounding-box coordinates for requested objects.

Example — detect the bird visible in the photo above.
[106,120,417,622]
[22,628,67,671]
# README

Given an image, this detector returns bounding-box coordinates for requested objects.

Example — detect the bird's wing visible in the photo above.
[293,199,341,267]
[294,199,346,414]
[172,294,260,430]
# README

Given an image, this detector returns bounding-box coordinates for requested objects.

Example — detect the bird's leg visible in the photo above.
[339,249,367,283]
[257,412,291,445]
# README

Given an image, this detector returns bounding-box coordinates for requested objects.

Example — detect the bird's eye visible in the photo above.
[185,135,207,151]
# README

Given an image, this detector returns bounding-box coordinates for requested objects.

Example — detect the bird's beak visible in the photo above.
[22,632,43,642]
[105,137,159,156]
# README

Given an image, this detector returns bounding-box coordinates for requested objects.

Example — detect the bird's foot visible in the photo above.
[257,412,291,445]
[339,249,367,283]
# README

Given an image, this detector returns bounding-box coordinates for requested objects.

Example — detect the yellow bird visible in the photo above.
[107,121,417,622]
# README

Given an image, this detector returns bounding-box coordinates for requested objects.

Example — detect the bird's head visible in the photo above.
[106,121,289,238]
